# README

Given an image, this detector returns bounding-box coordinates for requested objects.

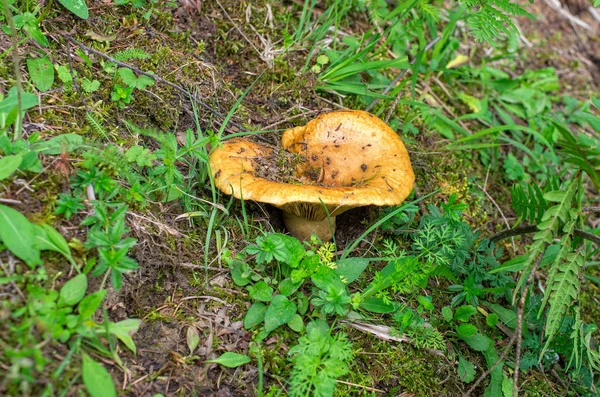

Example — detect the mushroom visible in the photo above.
[209,110,414,241]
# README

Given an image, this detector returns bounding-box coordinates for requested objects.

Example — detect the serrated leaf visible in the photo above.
[205,352,250,368]
[118,68,154,90]
[0,204,41,266]
[57,0,89,19]
[187,326,200,355]
[27,56,54,91]
[82,353,116,397]
[462,333,491,351]
[244,302,267,329]
[0,154,23,180]
[458,356,476,383]
[59,274,87,306]
[454,305,477,322]
[82,78,101,93]
[442,306,453,322]
[264,295,296,333]
[486,313,499,327]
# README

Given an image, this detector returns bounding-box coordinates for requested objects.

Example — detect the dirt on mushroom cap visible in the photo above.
[209,110,415,218]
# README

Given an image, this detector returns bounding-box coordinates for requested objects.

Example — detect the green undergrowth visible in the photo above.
[1,0,599,396]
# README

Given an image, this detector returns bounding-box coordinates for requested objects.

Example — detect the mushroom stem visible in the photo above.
[283,212,336,242]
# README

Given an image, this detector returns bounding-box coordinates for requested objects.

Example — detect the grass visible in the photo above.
[1,0,599,396]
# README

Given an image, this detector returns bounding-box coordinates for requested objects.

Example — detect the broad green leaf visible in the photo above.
[57,0,89,19]
[456,323,477,337]
[441,306,453,322]
[462,333,491,352]
[454,305,477,322]
[278,278,302,297]
[458,356,476,383]
[32,134,83,155]
[82,353,116,397]
[34,224,74,262]
[287,314,304,333]
[311,265,344,290]
[359,297,395,313]
[205,352,250,368]
[278,233,305,267]
[0,88,38,114]
[102,319,141,353]
[78,289,107,319]
[229,260,250,286]
[247,281,273,302]
[244,302,267,329]
[0,154,23,180]
[502,374,513,397]
[27,56,54,91]
[486,303,517,329]
[0,204,41,266]
[486,313,499,328]
[335,258,369,283]
[543,190,566,202]
[264,295,296,333]
[187,326,200,355]
[59,274,87,306]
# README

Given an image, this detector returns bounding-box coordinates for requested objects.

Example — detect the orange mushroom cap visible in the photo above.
[209,110,415,240]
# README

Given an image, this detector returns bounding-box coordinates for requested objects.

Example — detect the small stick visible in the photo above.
[336,379,385,393]
[513,253,544,396]
[474,182,515,251]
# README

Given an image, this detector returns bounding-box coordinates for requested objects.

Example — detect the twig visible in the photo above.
[475,182,515,251]
[59,34,242,133]
[462,334,516,396]
[513,253,544,396]
[336,379,385,393]
[490,225,600,246]
[0,198,23,205]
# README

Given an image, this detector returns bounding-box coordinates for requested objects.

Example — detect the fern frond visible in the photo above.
[492,0,534,19]
[542,248,585,355]
[417,2,441,23]
[512,176,579,299]
[510,183,548,223]
[86,112,108,139]
[112,48,152,62]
